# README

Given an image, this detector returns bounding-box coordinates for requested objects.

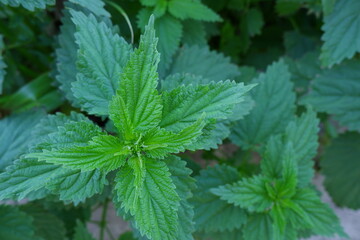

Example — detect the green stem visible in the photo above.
[289,17,300,32]
[99,199,109,240]
[105,0,134,44]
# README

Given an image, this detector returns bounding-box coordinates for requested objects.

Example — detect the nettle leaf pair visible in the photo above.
[0,12,252,240]
[192,110,347,240]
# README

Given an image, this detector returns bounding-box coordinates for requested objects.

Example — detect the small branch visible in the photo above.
[99,199,109,240]
[105,0,134,44]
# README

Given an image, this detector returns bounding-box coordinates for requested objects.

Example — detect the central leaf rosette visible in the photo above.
[23,14,253,240]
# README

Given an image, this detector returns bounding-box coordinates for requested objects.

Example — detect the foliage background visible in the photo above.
[0,0,360,240]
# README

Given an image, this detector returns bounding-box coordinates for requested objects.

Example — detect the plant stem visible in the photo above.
[99,198,109,240]
[105,0,134,44]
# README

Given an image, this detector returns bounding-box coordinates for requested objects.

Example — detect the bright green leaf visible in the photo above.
[115,159,180,240]
[28,135,126,172]
[165,156,196,240]
[212,175,272,212]
[110,15,162,139]
[160,81,253,131]
[143,114,206,158]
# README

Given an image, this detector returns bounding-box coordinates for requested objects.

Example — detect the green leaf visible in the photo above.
[191,165,247,232]
[0,0,54,10]
[73,220,96,240]
[0,35,6,94]
[55,7,80,104]
[28,135,126,172]
[165,156,196,239]
[242,214,273,240]
[261,109,319,187]
[168,0,221,22]
[275,0,301,16]
[69,0,110,17]
[243,8,264,37]
[118,232,137,240]
[110,15,162,140]
[0,116,108,203]
[71,10,132,116]
[115,159,180,240]
[284,31,318,59]
[55,1,110,104]
[152,0,168,17]
[161,73,209,91]
[185,120,231,151]
[19,204,66,240]
[0,205,37,240]
[143,115,206,158]
[0,110,45,171]
[45,167,108,204]
[230,60,296,149]
[169,45,240,82]
[320,0,360,66]
[155,14,183,75]
[212,175,272,212]
[284,51,321,92]
[161,74,255,150]
[301,60,360,131]
[0,74,63,113]
[322,0,336,15]
[276,144,298,198]
[29,111,89,150]
[321,132,360,209]
[160,81,253,131]
[35,120,104,151]
[182,20,206,46]
[140,0,157,6]
[197,229,244,240]
[291,188,346,237]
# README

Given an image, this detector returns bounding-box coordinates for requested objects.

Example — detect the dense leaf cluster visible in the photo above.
[0,0,359,240]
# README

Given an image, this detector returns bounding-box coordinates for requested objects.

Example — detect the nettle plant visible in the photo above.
[0,6,252,240]
[1,0,359,240]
